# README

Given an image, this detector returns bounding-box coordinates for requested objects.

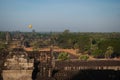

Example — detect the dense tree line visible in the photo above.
[0,32,5,40]
[0,31,120,58]
[53,30,120,58]
[56,31,90,51]
[98,38,120,57]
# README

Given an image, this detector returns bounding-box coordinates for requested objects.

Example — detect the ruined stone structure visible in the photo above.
[3,48,33,80]
[2,48,120,80]
[33,48,120,80]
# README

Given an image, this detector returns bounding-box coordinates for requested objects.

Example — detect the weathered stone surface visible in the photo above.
[3,70,32,80]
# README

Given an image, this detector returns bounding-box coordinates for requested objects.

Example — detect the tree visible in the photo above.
[98,38,120,55]
[31,41,39,51]
[79,54,89,60]
[105,46,114,59]
[0,42,7,51]
[0,32,5,40]
[91,49,103,58]
[63,29,70,34]
[58,52,70,60]
[73,43,80,54]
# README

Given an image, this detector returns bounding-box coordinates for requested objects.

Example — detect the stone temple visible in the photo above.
[2,48,120,80]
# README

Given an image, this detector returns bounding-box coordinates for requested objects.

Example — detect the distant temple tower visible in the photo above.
[20,34,25,47]
[6,32,11,41]
[20,34,25,41]
[6,32,11,44]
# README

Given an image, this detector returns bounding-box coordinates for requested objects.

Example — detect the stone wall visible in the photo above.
[2,70,32,80]
[55,60,120,70]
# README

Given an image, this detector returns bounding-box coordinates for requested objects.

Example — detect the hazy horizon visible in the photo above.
[0,0,120,32]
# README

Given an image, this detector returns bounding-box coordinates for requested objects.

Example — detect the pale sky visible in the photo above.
[0,0,120,32]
